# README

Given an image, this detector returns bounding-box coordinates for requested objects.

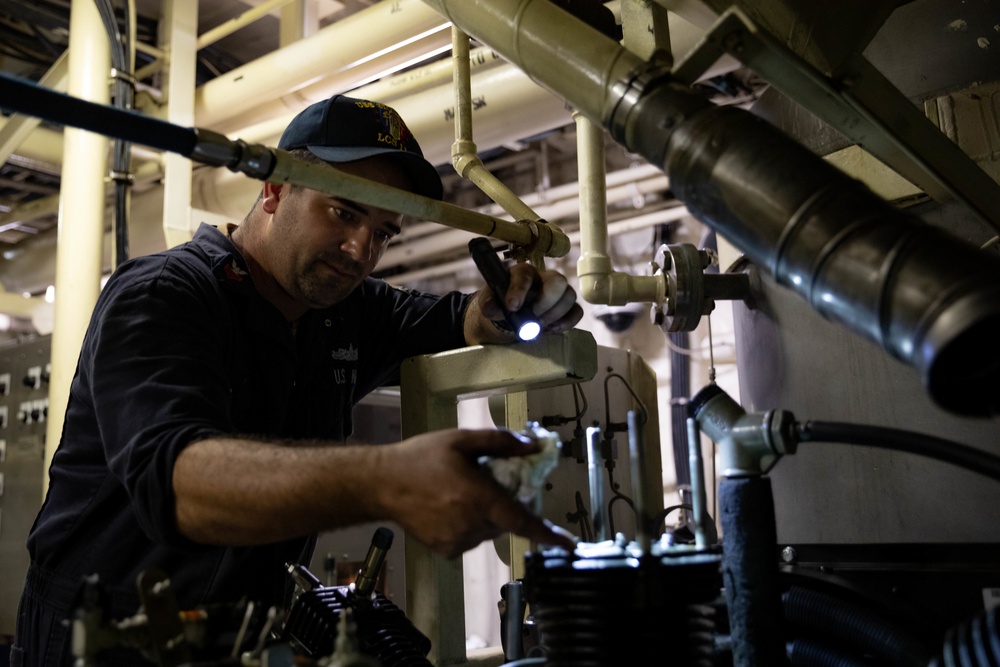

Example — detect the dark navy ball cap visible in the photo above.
[278,94,443,201]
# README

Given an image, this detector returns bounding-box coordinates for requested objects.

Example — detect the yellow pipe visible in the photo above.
[196,0,449,128]
[44,0,111,494]
[197,0,298,50]
[450,27,541,226]
[266,149,576,257]
[575,111,665,305]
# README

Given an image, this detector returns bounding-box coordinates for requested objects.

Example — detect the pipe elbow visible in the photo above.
[578,266,663,306]
[451,142,481,178]
[578,255,616,304]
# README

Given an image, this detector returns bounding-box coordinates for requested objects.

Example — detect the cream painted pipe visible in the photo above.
[0,195,61,230]
[375,65,574,168]
[267,150,572,256]
[524,175,669,223]
[196,0,449,129]
[0,118,66,167]
[193,64,574,219]
[575,112,665,305]
[0,292,45,318]
[399,163,664,242]
[197,0,298,50]
[161,0,199,248]
[421,0,639,128]
[0,160,162,231]
[379,173,668,269]
[212,31,452,134]
[44,0,111,493]
[651,0,719,30]
[389,205,691,286]
[0,179,167,298]
[0,52,68,166]
[450,27,541,231]
[351,45,504,105]
[6,3,721,176]
[210,0,720,134]
[417,0,738,131]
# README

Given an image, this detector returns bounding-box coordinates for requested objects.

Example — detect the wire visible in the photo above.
[572,382,587,421]
[654,503,692,533]
[94,0,135,267]
[540,382,587,429]
[605,464,636,536]
[706,313,716,384]
[602,372,648,429]
[664,333,711,359]
[981,235,999,251]
[567,491,594,543]
[797,421,1000,484]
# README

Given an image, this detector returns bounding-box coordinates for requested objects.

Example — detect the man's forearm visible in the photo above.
[172,437,388,546]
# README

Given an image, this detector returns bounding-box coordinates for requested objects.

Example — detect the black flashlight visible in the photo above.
[468,237,541,341]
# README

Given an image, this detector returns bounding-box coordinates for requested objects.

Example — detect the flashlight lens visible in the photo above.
[518,321,541,341]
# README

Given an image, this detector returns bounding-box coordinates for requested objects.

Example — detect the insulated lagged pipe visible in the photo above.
[420,0,1000,417]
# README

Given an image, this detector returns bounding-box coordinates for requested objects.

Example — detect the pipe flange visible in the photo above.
[608,55,675,145]
[654,243,713,332]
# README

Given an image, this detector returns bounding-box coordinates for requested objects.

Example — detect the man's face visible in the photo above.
[264,156,410,309]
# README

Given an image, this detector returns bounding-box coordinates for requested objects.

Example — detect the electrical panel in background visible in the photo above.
[0,334,52,637]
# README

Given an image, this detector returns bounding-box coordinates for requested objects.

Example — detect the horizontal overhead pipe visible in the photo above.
[196,0,449,129]
[194,63,575,221]
[0,72,570,257]
[420,0,1000,417]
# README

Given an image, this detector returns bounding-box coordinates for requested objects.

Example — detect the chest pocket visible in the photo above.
[287,322,359,441]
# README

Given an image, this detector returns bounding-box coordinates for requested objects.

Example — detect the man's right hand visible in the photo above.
[373,428,577,560]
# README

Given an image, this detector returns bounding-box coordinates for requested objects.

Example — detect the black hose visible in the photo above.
[797,421,1000,484]
[934,606,1000,667]
[786,637,871,667]
[95,0,135,267]
[783,586,937,667]
[669,331,692,488]
[0,71,196,156]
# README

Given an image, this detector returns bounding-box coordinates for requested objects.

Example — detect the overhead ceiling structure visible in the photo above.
[0,0,764,313]
[0,0,997,343]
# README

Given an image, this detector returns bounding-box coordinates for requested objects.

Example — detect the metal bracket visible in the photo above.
[672,6,1000,234]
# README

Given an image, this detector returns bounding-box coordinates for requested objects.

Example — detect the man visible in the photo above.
[14,94,582,666]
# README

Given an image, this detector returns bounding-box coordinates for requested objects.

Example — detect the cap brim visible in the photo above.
[306,145,444,201]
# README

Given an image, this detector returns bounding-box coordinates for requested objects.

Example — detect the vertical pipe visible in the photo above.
[160,0,198,247]
[43,0,110,495]
[575,110,665,305]
[586,425,606,542]
[279,0,314,46]
[627,410,651,553]
[450,27,541,231]
[575,111,611,292]
[686,417,709,549]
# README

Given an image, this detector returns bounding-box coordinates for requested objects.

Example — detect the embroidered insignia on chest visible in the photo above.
[223,259,248,282]
[331,344,358,361]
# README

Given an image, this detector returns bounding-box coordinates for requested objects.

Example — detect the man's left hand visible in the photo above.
[464,262,584,345]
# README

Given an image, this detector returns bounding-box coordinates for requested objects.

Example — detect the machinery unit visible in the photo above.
[1,0,1000,666]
